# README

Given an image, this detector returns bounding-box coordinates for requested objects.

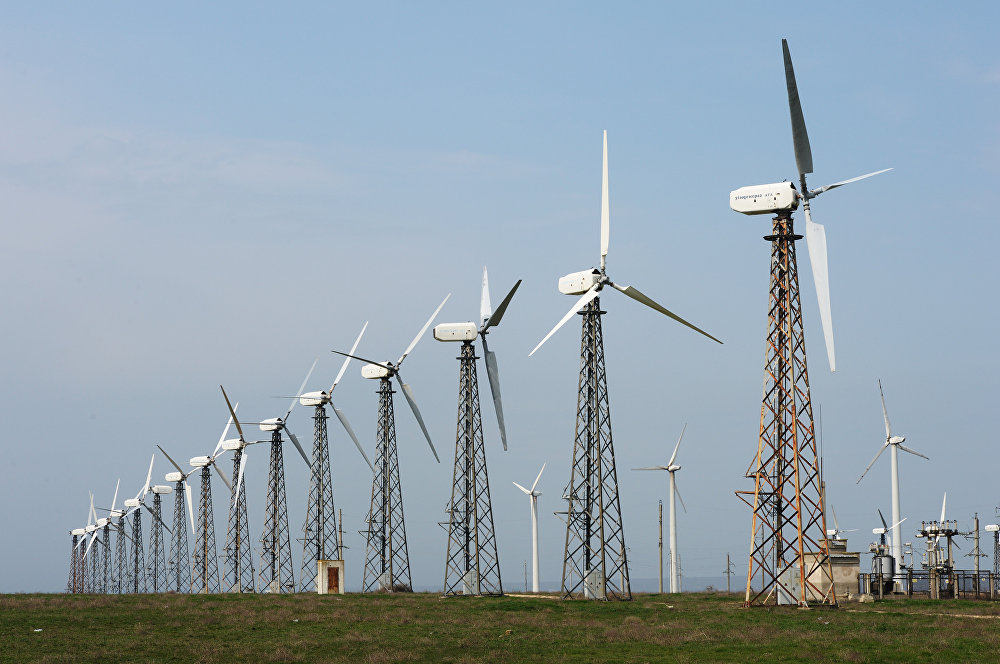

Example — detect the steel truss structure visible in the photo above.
[560,298,630,601]
[362,380,412,593]
[68,534,83,593]
[737,214,835,607]
[192,467,221,593]
[149,495,168,592]
[113,518,130,594]
[259,430,295,593]
[129,509,147,593]
[168,480,191,593]
[225,449,256,593]
[443,342,502,596]
[300,406,339,592]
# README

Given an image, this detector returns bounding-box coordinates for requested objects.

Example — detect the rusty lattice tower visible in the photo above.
[225,447,256,593]
[737,213,834,606]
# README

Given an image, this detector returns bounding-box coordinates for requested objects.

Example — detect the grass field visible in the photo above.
[3,592,999,663]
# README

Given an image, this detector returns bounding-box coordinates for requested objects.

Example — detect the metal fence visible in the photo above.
[859,570,997,600]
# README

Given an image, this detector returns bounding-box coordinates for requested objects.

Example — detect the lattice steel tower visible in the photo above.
[259,428,295,593]
[147,488,171,592]
[127,504,147,593]
[192,465,221,593]
[224,446,256,593]
[297,324,374,592]
[68,529,85,593]
[167,474,192,593]
[442,342,502,596]
[437,271,519,597]
[528,131,719,600]
[112,513,130,594]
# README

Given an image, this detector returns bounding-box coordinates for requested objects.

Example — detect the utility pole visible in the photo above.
[658,500,664,593]
[724,553,735,594]
[337,508,344,561]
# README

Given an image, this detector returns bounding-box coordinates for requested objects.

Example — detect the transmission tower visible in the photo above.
[192,466,221,593]
[363,380,412,592]
[560,298,630,601]
[443,342,502,596]
[167,477,192,593]
[259,429,295,593]
[225,447,256,593]
[300,406,338,591]
[736,213,834,607]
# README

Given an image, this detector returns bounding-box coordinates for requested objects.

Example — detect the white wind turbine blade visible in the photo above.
[143,454,155,497]
[611,283,722,344]
[530,463,546,494]
[940,493,947,523]
[332,406,375,473]
[783,38,813,178]
[233,454,247,507]
[878,380,892,439]
[633,466,668,471]
[88,491,96,525]
[211,461,233,491]
[185,482,195,535]
[84,530,99,558]
[481,339,508,450]
[398,293,451,366]
[157,445,185,475]
[111,479,120,513]
[330,322,368,394]
[600,129,610,271]
[529,287,600,357]
[674,476,687,513]
[512,481,532,495]
[285,359,318,421]
[857,442,889,483]
[482,280,521,332]
[395,374,440,463]
[667,423,687,466]
[285,429,311,466]
[897,444,929,461]
[480,266,492,325]
[807,169,892,198]
[804,206,835,372]
[214,397,239,454]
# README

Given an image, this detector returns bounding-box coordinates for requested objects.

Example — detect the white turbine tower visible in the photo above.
[633,424,688,593]
[858,380,929,586]
[512,463,545,593]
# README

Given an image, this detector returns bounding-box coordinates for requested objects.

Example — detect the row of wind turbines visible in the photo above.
[66,38,955,601]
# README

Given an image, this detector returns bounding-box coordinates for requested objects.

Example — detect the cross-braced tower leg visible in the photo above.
[130,510,147,593]
[561,298,630,601]
[114,522,130,594]
[168,481,191,593]
[192,467,221,593]
[738,214,835,607]
[444,342,503,596]
[260,430,295,593]
[149,495,167,592]
[68,535,80,593]
[88,536,100,593]
[363,379,412,592]
[225,449,255,592]
[300,405,338,591]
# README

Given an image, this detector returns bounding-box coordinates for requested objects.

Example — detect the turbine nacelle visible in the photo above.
[985,525,1000,533]
[259,417,283,432]
[221,439,243,451]
[95,518,109,528]
[189,456,211,468]
[85,524,97,534]
[152,485,173,495]
[71,528,87,536]
[889,435,906,444]
[433,322,478,342]
[108,509,125,518]
[873,527,887,535]
[668,464,682,472]
[361,363,393,380]
[729,182,800,215]
[298,390,330,407]
[558,269,603,296]
[165,472,183,483]
[123,498,140,508]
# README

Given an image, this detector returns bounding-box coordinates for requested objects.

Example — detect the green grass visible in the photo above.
[2,592,999,663]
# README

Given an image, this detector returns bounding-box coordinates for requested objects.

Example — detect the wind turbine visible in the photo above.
[216,391,258,593]
[254,362,316,593]
[435,269,520,596]
[332,294,450,592]
[872,509,907,590]
[729,39,891,608]
[529,131,719,601]
[121,455,156,593]
[158,444,199,593]
[512,463,545,593]
[858,379,928,586]
[825,506,858,540]
[135,458,174,593]
[633,424,688,594]
[189,427,233,594]
[297,323,375,592]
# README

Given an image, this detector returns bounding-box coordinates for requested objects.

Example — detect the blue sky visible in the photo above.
[2,3,999,592]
